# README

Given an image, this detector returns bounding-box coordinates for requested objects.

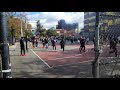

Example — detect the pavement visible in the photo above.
[9,42,94,78]
[9,43,19,54]
[9,41,120,78]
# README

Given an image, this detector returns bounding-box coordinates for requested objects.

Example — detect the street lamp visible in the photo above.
[19,12,27,37]
[92,12,100,78]
[25,16,28,51]
[20,12,25,37]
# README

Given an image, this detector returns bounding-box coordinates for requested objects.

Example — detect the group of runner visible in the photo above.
[19,34,89,56]
[41,36,65,51]
[92,36,119,57]
[19,35,119,57]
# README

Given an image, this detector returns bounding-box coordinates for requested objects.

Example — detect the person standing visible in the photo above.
[20,37,26,56]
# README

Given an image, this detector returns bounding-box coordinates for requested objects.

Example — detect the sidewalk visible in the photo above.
[9,42,19,54]
[10,43,50,78]
[9,42,19,50]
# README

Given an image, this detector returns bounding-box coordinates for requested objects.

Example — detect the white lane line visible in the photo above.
[30,49,51,68]
[50,60,94,68]
[47,49,89,61]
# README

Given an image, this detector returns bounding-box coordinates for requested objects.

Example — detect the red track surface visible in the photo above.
[35,44,120,67]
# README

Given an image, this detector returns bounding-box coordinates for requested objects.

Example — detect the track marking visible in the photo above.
[30,49,51,68]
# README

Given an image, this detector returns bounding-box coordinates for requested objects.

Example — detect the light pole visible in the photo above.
[92,12,100,78]
[0,12,11,78]
[25,16,28,51]
[20,14,23,37]
[20,12,27,37]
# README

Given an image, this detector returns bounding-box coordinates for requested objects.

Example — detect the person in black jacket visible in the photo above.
[60,38,65,51]
[79,36,86,52]
[109,36,118,57]
[20,37,25,56]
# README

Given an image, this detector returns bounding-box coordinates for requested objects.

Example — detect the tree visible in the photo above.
[27,23,32,30]
[26,30,33,38]
[40,28,46,37]
[6,13,18,45]
[6,14,32,45]
[7,17,21,38]
[46,28,58,37]
[36,20,44,37]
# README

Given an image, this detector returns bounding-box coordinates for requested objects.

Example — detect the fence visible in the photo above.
[98,12,120,78]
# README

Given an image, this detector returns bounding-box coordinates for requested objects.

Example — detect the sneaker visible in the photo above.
[23,54,27,56]
[20,54,23,56]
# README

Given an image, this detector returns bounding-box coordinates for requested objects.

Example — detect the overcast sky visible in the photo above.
[23,12,84,30]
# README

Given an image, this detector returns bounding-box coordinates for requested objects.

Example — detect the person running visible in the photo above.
[44,37,49,49]
[60,38,65,52]
[92,37,95,50]
[32,39,35,48]
[86,37,89,45]
[42,38,45,48]
[70,39,73,44]
[52,37,57,51]
[109,36,118,57]
[35,39,38,47]
[20,37,26,56]
[79,36,86,52]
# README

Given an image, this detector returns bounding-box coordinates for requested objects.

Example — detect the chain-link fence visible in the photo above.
[98,12,120,78]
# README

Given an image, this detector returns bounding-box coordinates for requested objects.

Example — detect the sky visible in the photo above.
[20,12,84,30]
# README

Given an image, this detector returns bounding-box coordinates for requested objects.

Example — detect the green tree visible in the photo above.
[36,20,44,37]
[27,30,33,37]
[6,14,32,45]
[6,13,17,45]
[46,28,58,37]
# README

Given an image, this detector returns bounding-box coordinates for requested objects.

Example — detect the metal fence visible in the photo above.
[98,12,120,78]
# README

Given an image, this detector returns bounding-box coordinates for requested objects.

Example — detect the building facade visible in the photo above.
[56,19,79,30]
[57,19,66,29]
[84,12,96,40]
[84,12,120,40]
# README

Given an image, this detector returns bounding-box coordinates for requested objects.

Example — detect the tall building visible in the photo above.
[56,19,79,30]
[84,12,96,40]
[83,12,120,40]
[57,19,66,29]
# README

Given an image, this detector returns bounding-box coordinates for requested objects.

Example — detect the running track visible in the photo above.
[32,44,120,68]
